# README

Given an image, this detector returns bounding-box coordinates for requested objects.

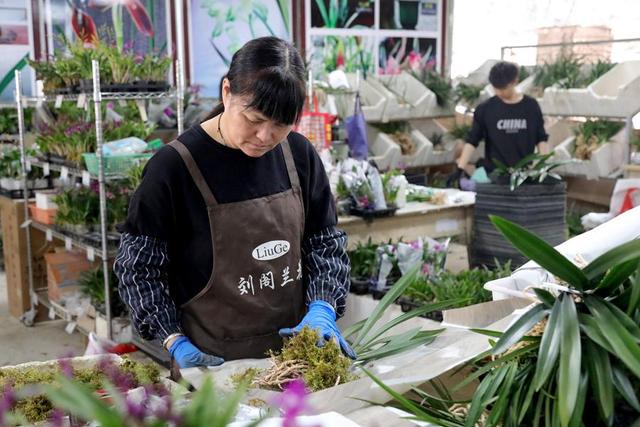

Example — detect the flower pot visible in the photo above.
[472,180,567,268]
[350,277,372,295]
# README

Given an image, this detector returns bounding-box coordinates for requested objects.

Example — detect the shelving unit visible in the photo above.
[13,57,185,339]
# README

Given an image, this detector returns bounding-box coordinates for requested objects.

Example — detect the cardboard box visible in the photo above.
[45,250,96,301]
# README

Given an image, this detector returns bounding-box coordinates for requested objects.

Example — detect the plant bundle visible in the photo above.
[534,54,584,89]
[411,70,453,107]
[78,265,126,316]
[373,122,414,154]
[448,123,472,141]
[454,83,484,107]
[492,152,566,191]
[574,120,624,160]
[0,147,41,180]
[365,216,640,427]
[348,238,380,279]
[0,108,33,135]
[381,169,403,205]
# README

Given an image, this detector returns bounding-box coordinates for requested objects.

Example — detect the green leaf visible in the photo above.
[533,298,562,391]
[342,318,366,339]
[314,0,330,27]
[568,374,589,427]
[585,297,640,378]
[465,363,510,427]
[533,288,557,308]
[612,366,640,412]
[492,303,547,355]
[584,341,614,422]
[360,368,463,427]
[579,313,614,353]
[490,216,588,289]
[600,298,640,342]
[486,361,519,425]
[596,258,640,292]
[351,264,421,347]
[583,240,640,284]
[557,295,581,427]
[628,270,640,315]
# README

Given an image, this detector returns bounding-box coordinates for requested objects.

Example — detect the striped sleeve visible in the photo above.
[302,225,351,318]
[113,232,182,342]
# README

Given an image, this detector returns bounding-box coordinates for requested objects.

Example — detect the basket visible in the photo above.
[82,153,152,177]
[29,203,57,225]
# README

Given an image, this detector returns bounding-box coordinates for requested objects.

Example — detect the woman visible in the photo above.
[114,37,355,368]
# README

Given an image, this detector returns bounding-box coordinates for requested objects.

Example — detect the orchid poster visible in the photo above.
[189,0,292,98]
[45,0,170,56]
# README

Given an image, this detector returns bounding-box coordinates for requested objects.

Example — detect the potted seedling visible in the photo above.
[454,83,484,110]
[348,238,379,294]
[0,147,48,198]
[134,54,172,92]
[53,186,100,235]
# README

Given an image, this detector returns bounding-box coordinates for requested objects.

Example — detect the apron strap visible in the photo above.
[168,140,218,206]
[281,138,301,192]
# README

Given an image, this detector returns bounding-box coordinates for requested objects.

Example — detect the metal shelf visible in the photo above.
[30,221,118,259]
[23,90,176,105]
[33,289,92,337]
[26,158,128,181]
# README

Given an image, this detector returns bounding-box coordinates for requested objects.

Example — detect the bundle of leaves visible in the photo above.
[365,216,640,427]
[53,186,101,228]
[381,169,403,205]
[0,108,33,135]
[403,261,512,308]
[585,59,616,85]
[492,152,566,191]
[373,122,414,154]
[0,147,42,180]
[574,120,624,160]
[454,83,484,108]
[534,54,584,89]
[411,70,453,107]
[0,356,160,423]
[348,238,380,279]
[78,265,126,316]
[253,326,354,392]
[448,123,472,141]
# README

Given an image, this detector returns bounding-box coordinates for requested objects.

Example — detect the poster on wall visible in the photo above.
[0,0,34,103]
[189,0,292,98]
[309,35,375,78]
[379,37,437,75]
[46,0,170,56]
[379,0,439,31]
[310,0,374,29]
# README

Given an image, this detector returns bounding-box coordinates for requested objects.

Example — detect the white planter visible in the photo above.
[345,73,387,122]
[457,59,500,87]
[370,72,437,121]
[546,118,577,149]
[554,127,626,179]
[541,60,640,117]
[367,125,432,169]
[409,118,456,165]
[35,190,58,210]
[366,126,402,171]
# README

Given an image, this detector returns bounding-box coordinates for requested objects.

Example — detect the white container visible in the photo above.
[367,125,432,169]
[35,190,58,210]
[370,72,437,121]
[546,118,577,149]
[457,59,500,87]
[554,127,626,179]
[541,60,640,117]
[410,118,457,165]
[345,73,387,122]
[366,125,402,170]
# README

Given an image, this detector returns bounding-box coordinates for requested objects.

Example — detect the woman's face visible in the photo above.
[221,79,294,158]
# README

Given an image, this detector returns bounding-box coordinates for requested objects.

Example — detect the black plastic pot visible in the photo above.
[471,180,567,268]
[350,277,372,295]
[349,205,398,220]
[398,297,444,322]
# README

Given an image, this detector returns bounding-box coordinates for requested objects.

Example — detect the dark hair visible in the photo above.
[488,61,519,89]
[206,37,306,125]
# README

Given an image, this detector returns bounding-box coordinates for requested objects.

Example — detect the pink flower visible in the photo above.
[384,56,402,75]
[270,379,317,427]
[408,51,422,72]
[422,263,431,276]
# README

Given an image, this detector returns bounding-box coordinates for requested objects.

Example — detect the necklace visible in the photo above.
[217,113,226,146]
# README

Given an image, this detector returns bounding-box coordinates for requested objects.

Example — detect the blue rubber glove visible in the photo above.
[279,301,357,360]
[169,336,225,368]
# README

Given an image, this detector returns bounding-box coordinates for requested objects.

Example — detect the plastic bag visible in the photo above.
[345,94,369,160]
[102,137,148,156]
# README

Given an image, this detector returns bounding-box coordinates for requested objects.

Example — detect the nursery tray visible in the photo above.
[349,206,398,220]
[101,81,170,93]
[82,231,122,247]
[44,153,83,169]
[398,297,444,322]
[0,185,52,200]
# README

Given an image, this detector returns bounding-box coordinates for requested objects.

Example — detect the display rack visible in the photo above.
[13,57,185,340]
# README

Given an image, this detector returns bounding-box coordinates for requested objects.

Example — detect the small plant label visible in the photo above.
[118,99,127,107]
[82,171,91,187]
[55,95,63,108]
[25,160,31,171]
[65,321,77,334]
[87,247,95,262]
[61,167,69,182]
[45,229,52,242]
[136,100,148,122]
[32,292,38,305]
[65,237,72,251]
[43,162,50,176]
[48,305,56,320]
[76,93,86,109]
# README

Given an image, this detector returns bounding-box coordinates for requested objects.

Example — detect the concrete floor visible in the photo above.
[0,271,86,367]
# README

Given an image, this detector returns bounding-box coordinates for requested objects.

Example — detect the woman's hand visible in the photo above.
[169,336,225,368]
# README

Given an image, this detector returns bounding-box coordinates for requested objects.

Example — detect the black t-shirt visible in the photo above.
[122,125,337,305]
[467,95,548,171]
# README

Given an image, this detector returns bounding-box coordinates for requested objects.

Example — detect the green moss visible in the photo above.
[229,367,262,388]
[278,326,355,392]
[0,356,161,423]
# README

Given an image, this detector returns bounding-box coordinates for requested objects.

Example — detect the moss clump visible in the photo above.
[0,356,161,423]
[229,367,262,388]
[275,326,354,392]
